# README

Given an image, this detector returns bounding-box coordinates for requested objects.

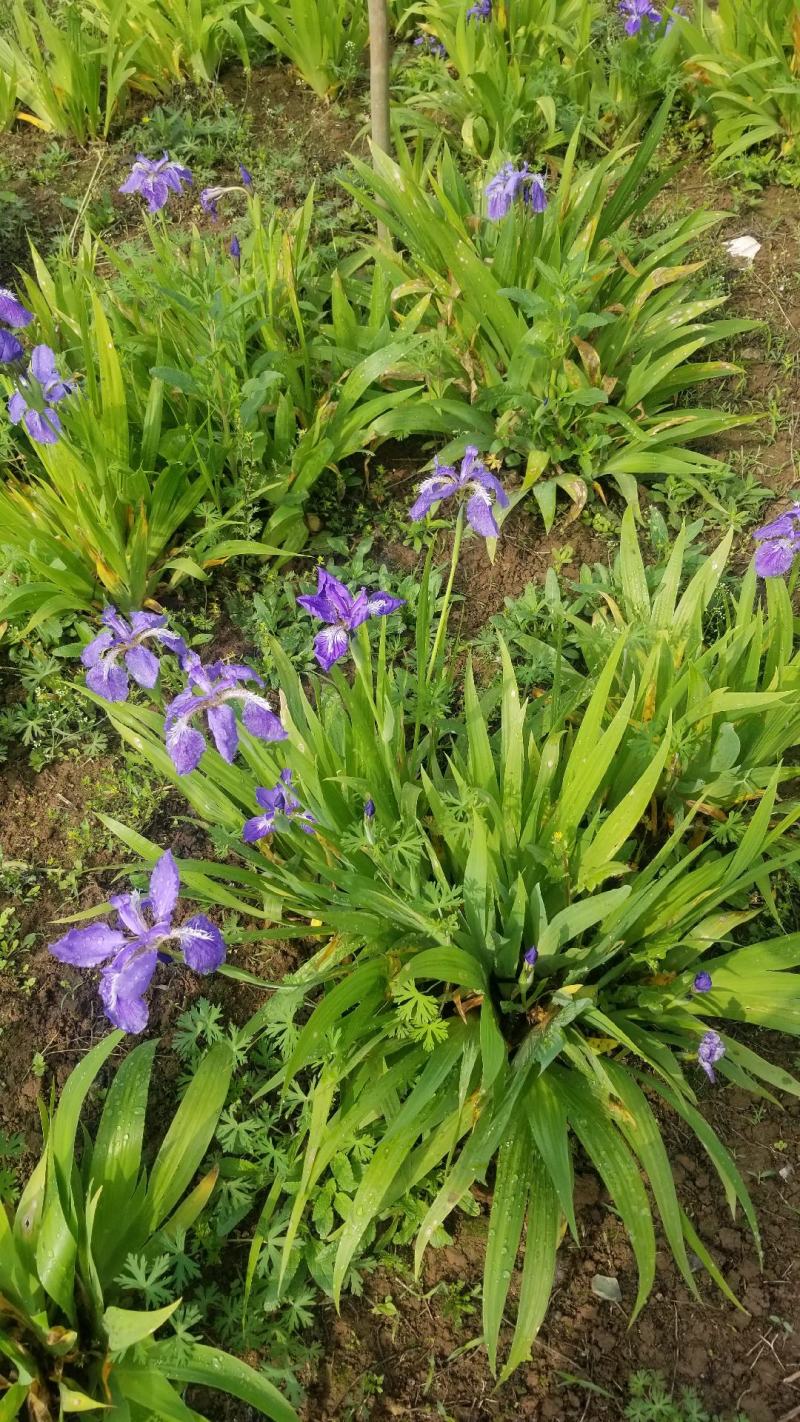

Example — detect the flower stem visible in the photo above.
[426,506,465,683]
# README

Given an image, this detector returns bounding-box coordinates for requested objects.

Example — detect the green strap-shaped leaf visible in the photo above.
[557,638,631,840]
[602,1060,697,1297]
[679,1210,742,1310]
[483,1116,532,1374]
[90,1040,156,1278]
[144,1042,233,1234]
[498,1150,562,1382]
[58,1380,110,1412]
[0,1383,29,1420]
[563,1077,656,1320]
[414,1069,530,1277]
[36,1034,122,1322]
[619,507,651,618]
[646,1077,762,1261]
[464,658,498,797]
[527,1073,577,1241]
[151,1341,299,1422]
[577,725,672,890]
[283,960,388,1082]
[462,812,491,950]
[396,947,487,993]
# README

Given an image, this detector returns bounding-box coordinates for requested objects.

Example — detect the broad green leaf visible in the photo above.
[103,1298,180,1351]
[152,1341,299,1422]
[113,1368,200,1422]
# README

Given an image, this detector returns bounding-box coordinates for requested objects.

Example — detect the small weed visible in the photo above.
[0,188,34,254]
[0,1129,25,1206]
[0,906,36,994]
[431,1281,481,1327]
[27,142,74,187]
[124,96,248,170]
[625,1370,750,1421]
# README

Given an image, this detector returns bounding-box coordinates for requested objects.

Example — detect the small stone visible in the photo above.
[724,235,761,264]
[591,1274,622,1303]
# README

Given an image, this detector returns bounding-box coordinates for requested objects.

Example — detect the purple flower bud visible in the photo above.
[524,945,538,967]
[240,164,253,188]
[697,1029,725,1083]
[693,971,712,993]
[364,798,376,819]
[229,234,241,261]
[466,0,491,19]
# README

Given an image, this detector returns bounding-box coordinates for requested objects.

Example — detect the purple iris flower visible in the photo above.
[243,769,316,843]
[665,3,685,33]
[8,344,73,445]
[413,33,447,57]
[0,288,31,365]
[409,446,509,538]
[486,163,526,221]
[164,654,287,775]
[200,188,221,219]
[693,970,712,993]
[364,798,376,819]
[467,0,491,19]
[0,330,23,363]
[199,171,252,222]
[485,163,547,221]
[296,569,405,674]
[524,945,538,967]
[752,505,800,577]
[697,1029,725,1083]
[0,287,33,329]
[81,606,187,703]
[230,234,241,262]
[619,0,662,34]
[49,850,225,1034]
[119,153,193,213]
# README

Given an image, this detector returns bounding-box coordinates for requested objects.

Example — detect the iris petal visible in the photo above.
[179,915,226,973]
[149,850,180,922]
[49,922,126,967]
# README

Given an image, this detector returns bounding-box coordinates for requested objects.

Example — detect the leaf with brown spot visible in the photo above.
[572,336,602,386]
